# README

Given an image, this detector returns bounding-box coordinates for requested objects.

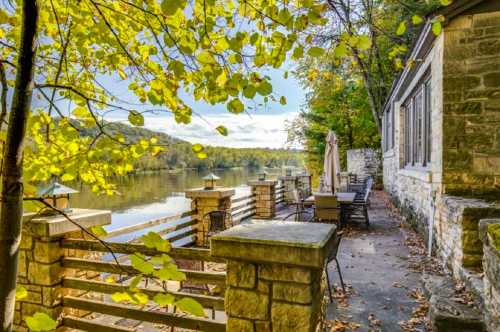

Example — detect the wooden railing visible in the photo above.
[105,210,197,246]
[60,239,227,331]
[231,193,256,224]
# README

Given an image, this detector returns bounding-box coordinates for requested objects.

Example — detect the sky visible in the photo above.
[102,63,307,149]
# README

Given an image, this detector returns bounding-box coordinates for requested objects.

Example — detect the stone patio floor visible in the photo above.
[319,190,434,332]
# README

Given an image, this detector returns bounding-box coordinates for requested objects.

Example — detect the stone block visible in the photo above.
[225,288,269,320]
[21,303,61,318]
[478,39,500,56]
[259,264,311,284]
[257,280,270,294]
[429,294,485,332]
[473,12,500,28]
[271,301,314,332]
[227,317,254,332]
[18,250,28,278]
[27,261,62,286]
[227,261,256,289]
[34,240,63,264]
[484,72,500,88]
[254,321,271,332]
[462,253,482,267]
[462,231,482,254]
[443,76,481,91]
[272,282,312,304]
[20,234,33,250]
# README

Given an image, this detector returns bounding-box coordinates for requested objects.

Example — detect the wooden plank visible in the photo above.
[62,277,225,310]
[63,296,226,332]
[62,258,226,286]
[61,239,225,262]
[231,194,255,204]
[105,211,196,238]
[231,200,256,213]
[231,206,255,219]
[164,228,196,243]
[62,316,136,332]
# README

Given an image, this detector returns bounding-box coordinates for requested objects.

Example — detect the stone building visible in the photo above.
[381,1,500,330]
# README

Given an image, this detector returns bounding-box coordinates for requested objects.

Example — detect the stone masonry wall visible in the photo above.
[479,219,500,332]
[225,261,325,332]
[347,148,382,182]
[435,197,500,276]
[442,9,500,198]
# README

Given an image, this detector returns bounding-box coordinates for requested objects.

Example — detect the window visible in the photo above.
[383,106,394,152]
[403,77,432,167]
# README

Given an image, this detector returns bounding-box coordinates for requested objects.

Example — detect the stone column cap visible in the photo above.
[211,221,337,268]
[248,180,277,186]
[23,208,111,237]
[185,187,235,199]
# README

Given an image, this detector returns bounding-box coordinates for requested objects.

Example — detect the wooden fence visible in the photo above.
[231,193,256,224]
[60,239,227,332]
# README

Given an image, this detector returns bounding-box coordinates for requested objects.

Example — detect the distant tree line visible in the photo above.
[80,121,304,171]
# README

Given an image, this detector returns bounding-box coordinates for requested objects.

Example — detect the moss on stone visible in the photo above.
[487,223,500,250]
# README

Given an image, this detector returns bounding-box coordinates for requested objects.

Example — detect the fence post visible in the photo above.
[211,221,337,332]
[278,175,298,204]
[185,187,235,246]
[16,209,111,331]
[248,180,277,219]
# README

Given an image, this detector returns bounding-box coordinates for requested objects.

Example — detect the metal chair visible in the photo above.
[326,231,345,302]
[312,194,341,225]
[281,209,313,222]
[289,189,305,221]
[348,177,373,227]
[202,210,232,247]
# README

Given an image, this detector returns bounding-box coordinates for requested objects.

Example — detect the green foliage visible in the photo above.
[15,286,28,300]
[90,225,108,237]
[25,313,58,331]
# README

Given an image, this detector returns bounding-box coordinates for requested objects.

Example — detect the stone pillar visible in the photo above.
[479,219,500,332]
[16,209,110,331]
[248,180,277,219]
[211,221,337,332]
[185,187,235,246]
[278,176,298,204]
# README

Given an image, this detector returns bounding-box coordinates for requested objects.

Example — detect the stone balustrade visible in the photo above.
[211,221,337,331]
[185,187,235,246]
[16,209,111,331]
[479,219,500,332]
[248,180,277,219]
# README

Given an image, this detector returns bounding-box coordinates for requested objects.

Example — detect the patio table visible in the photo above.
[303,192,356,225]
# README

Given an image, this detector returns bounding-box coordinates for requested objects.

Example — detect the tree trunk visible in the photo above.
[0,1,39,331]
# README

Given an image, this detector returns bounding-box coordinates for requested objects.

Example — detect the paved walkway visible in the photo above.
[324,190,432,332]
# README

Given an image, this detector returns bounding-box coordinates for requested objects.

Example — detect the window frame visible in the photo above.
[403,75,432,168]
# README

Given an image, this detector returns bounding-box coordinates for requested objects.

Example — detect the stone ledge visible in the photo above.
[24,209,111,238]
[185,187,235,199]
[248,180,277,186]
[211,221,336,268]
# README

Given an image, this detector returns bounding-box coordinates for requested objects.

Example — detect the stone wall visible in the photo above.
[15,210,110,331]
[211,221,336,332]
[479,219,500,332]
[435,197,500,276]
[347,148,381,182]
[442,8,500,198]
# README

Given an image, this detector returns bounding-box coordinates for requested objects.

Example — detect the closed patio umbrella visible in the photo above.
[323,130,341,193]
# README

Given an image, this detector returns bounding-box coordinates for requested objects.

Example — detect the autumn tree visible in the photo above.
[0,0,328,330]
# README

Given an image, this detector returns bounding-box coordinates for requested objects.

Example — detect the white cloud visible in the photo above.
[107,112,301,149]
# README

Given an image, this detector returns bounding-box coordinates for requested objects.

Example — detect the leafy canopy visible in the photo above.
[0,0,327,198]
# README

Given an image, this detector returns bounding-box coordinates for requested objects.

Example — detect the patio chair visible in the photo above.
[326,231,345,302]
[288,189,305,222]
[312,194,341,225]
[348,177,373,227]
[202,210,232,247]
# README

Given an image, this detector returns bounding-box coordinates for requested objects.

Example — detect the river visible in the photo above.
[69,168,286,238]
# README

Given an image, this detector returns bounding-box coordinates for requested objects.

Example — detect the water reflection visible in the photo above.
[70,168,284,232]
